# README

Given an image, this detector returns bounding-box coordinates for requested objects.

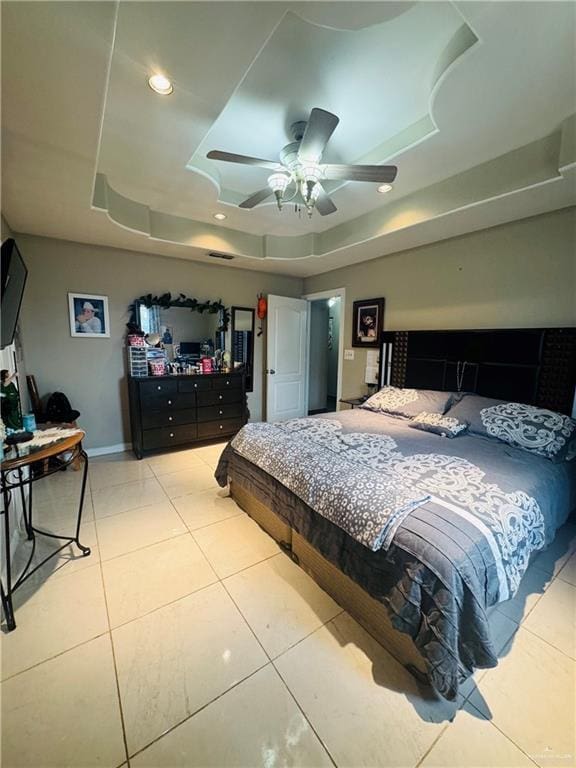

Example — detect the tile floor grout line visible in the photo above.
[219,575,274,663]
[269,608,346,664]
[271,659,339,768]
[1,627,111,683]
[412,722,452,768]
[98,529,187,564]
[183,509,245,534]
[90,475,132,768]
[96,482,236,629]
[493,568,558,626]
[191,540,283,581]
[216,539,345,768]
[89,472,158,493]
[126,660,272,762]
[147,456,217,478]
[556,572,576,587]
[106,568,219,632]
[517,621,576,663]
[99,528,192,564]
[93,499,169,524]
[480,718,542,768]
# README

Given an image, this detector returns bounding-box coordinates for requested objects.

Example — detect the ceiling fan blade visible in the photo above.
[322,164,398,183]
[298,108,340,163]
[238,187,272,209]
[315,185,337,216]
[207,150,279,171]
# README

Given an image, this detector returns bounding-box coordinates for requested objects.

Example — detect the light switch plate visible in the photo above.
[344,349,355,361]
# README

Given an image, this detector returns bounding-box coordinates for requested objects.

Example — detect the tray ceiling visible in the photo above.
[2,1,575,276]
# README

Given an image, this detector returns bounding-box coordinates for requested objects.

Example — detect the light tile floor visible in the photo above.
[1,443,575,768]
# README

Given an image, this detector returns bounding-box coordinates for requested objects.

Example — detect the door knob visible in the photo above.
[268,369,276,375]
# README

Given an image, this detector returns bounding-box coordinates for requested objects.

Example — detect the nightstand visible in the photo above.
[339,397,367,409]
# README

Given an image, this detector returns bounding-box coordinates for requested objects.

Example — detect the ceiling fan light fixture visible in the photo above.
[268,172,291,210]
[377,183,393,194]
[147,73,173,96]
[301,179,320,206]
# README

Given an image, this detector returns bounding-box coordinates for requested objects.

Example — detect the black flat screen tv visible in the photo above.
[1,238,28,349]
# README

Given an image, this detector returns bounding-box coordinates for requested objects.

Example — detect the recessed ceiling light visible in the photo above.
[213,213,227,221]
[377,184,393,194]
[148,73,173,95]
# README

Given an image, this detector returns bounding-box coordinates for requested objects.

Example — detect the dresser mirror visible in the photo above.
[135,300,226,361]
[231,306,255,392]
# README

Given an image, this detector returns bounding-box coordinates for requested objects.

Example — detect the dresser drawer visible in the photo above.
[142,424,197,450]
[142,408,197,429]
[197,403,243,422]
[210,376,242,390]
[197,389,243,406]
[142,393,197,411]
[178,378,211,393]
[197,418,243,440]
[140,380,177,397]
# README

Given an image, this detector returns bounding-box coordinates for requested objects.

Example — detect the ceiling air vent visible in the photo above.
[208,252,234,261]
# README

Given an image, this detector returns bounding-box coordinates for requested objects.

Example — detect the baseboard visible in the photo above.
[86,442,130,458]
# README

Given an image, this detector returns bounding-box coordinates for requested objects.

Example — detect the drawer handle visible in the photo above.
[168,399,172,405]
[219,425,223,430]
[168,416,173,422]
[219,394,223,400]
[219,409,223,415]
[157,385,162,391]
[169,432,174,438]
[226,380,230,385]
[194,383,198,388]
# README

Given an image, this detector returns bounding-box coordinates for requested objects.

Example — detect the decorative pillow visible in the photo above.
[359,386,457,419]
[409,412,469,438]
[447,394,576,462]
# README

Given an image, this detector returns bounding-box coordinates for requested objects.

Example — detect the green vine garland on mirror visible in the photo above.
[128,293,230,332]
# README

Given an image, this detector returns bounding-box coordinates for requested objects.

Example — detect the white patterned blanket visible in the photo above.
[231,417,546,598]
[232,419,429,551]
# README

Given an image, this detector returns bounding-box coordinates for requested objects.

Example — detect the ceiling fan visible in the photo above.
[207,107,397,217]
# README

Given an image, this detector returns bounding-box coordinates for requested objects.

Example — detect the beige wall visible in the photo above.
[1,214,13,241]
[16,235,303,449]
[303,208,576,400]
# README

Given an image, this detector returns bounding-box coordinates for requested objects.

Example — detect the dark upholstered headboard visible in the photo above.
[378,327,576,415]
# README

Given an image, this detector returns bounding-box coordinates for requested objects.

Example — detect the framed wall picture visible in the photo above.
[352,298,384,348]
[68,293,110,338]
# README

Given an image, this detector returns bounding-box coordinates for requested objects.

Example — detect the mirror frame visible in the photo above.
[231,306,255,392]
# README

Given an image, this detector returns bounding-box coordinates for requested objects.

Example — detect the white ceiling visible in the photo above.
[1,1,575,277]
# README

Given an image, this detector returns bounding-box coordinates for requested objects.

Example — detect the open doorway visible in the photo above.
[306,292,343,415]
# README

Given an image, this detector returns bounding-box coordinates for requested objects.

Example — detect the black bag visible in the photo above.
[45,392,80,424]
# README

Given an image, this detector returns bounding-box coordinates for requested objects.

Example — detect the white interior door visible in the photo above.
[266,295,309,422]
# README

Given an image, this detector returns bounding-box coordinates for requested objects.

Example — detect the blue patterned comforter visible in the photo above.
[218,410,576,698]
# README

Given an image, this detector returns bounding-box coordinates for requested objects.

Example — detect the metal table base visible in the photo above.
[1,443,90,632]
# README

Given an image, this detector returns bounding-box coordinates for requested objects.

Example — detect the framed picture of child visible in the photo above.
[68,293,110,338]
[352,298,384,348]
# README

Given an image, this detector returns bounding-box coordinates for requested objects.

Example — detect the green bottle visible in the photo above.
[1,371,23,431]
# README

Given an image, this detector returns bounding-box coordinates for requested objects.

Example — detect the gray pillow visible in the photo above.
[409,412,469,438]
[360,386,457,419]
[447,394,576,462]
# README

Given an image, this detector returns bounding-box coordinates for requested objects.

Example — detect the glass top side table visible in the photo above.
[1,428,90,631]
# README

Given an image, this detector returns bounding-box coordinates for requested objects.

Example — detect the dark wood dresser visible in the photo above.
[128,372,247,459]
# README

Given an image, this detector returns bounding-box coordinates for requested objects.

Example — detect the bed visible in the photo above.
[215,327,576,700]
